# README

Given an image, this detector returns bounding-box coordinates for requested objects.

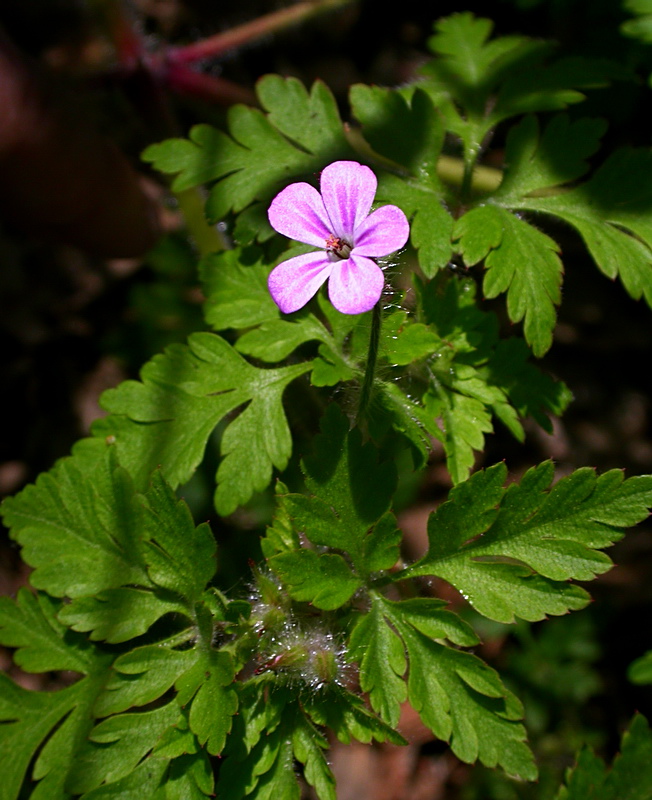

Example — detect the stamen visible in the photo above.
[325,234,352,259]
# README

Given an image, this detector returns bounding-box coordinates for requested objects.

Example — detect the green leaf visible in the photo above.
[142,124,231,192]
[292,715,336,800]
[58,587,186,644]
[146,76,351,239]
[386,598,480,647]
[175,650,238,755]
[455,205,562,356]
[140,471,216,603]
[494,115,607,202]
[217,695,301,800]
[380,597,537,780]
[622,0,652,43]
[68,702,181,795]
[0,666,110,800]
[1,454,150,598]
[483,116,652,311]
[304,685,407,746]
[267,405,397,576]
[199,247,280,330]
[269,550,362,610]
[425,13,533,101]
[361,511,402,572]
[424,385,492,485]
[556,714,652,800]
[370,274,570,483]
[165,753,214,800]
[95,644,198,716]
[373,381,439,469]
[491,57,630,127]
[414,276,571,479]
[236,314,332,364]
[98,332,311,515]
[628,651,652,685]
[519,149,652,308]
[303,405,396,544]
[382,170,455,278]
[404,462,652,622]
[348,602,407,727]
[0,589,93,672]
[152,715,200,759]
[79,757,168,800]
[379,311,442,366]
[245,738,301,800]
[349,85,454,275]
[260,483,300,558]
[223,678,289,763]
[420,12,544,152]
[420,12,625,147]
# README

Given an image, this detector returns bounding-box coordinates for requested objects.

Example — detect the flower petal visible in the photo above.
[320,161,377,241]
[268,182,333,247]
[352,204,410,257]
[328,254,384,315]
[268,251,332,314]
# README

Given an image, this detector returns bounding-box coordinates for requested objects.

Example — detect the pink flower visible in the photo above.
[267,161,410,315]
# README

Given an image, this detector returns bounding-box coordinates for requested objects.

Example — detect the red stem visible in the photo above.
[167,0,352,65]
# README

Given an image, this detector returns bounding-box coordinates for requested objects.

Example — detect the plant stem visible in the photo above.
[344,128,502,197]
[436,154,501,195]
[460,147,481,205]
[175,188,229,255]
[168,0,353,65]
[356,301,381,425]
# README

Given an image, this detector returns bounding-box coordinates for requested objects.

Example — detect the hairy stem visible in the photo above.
[356,301,381,425]
[168,0,353,65]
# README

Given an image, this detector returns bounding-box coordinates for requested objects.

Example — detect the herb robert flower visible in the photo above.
[267,160,409,315]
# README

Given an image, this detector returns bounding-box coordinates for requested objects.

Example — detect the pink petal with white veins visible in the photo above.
[320,161,377,241]
[352,204,410,257]
[328,254,385,315]
[268,182,333,248]
[268,251,332,314]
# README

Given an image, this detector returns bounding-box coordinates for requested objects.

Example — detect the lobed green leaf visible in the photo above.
[405,462,652,622]
[556,714,652,800]
[98,332,311,515]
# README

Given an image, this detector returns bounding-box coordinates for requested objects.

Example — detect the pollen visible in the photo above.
[325,234,352,259]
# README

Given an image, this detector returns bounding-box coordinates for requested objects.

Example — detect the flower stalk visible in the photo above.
[356,301,381,425]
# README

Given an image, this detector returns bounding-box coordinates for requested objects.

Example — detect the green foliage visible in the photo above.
[95,332,311,515]
[622,0,652,44]
[350,85,455,275]
[267,404,400,605]
[3,8,652,799]
[350,595,537,779]
[555,715,652,800]
[0,460,241,800]
[495,117,652,311]
[628,650,652,684]
[371,277,571,482]
[143,76,353,243]
[420,12,624,150]
[402,462,652,622]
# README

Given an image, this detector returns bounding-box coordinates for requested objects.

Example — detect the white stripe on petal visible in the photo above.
[268,182,333,247]
[320,161,377,241]
[352,204,410,257]
[327,254,384,315]
[268,251,332,314]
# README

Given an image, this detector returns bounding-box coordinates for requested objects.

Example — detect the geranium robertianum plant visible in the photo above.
[2,10,652,799]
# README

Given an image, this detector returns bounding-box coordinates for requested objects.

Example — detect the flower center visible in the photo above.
[325,234,352,260]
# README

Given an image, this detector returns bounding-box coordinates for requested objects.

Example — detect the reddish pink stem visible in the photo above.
[167,0,351,65]
[165,62,257,106]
